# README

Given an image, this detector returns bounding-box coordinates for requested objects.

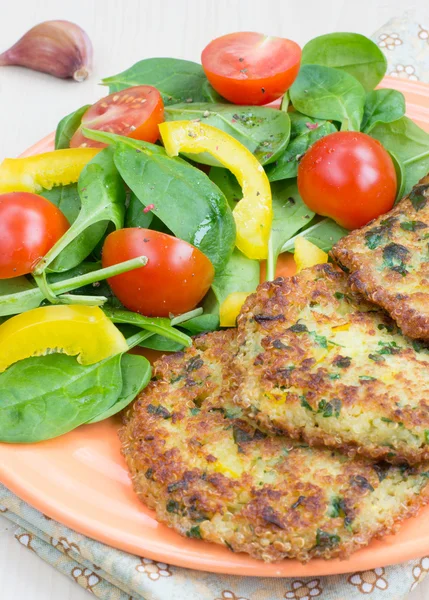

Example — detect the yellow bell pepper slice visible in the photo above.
[294,237,328,273]
[0,305,128,373]
[159,121,272,260]
[0,148,100,194]
[219,291,250,327]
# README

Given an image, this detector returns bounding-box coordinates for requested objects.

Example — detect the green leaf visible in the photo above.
[212,248,260,306]
[209,167,243,210]
[55,105,91,149]
[302,32,387,91]
[101,58,208,105]
[281,217,348,253]
[113,141,236,273]
[0,352,126,443]
[180,312,219,334]
[164,102,290,166]
[36,147,125,274]
[269,180,315,263]
[361,89,406,133]
[40,184,109,272]
[201,80,227,103]
[369,116,429,195]
[290,65,365,131]
[87,353,151,423]
[125,192,154,228]
[266,114,337,181]
[0,277,34,295]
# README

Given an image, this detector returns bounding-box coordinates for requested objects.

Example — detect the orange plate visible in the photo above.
[2,78,429,577]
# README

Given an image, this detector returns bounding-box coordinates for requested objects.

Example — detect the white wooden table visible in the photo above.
[0,0,428,597]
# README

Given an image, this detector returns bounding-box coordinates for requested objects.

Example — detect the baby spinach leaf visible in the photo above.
[266,114,337,181]
[113,141,236,273]
[269,180,315,264]
[212,248,260,306]
[35,147,126,274]
[369,117,429,195]
[164,102,290,166]
[201,80,227,103]
[40,184,109,272]
[55,104,90,149]
[281,217,348,252]
[302,32,387,91]
[125,192,154,228]
[180,312,220,334]
[101,58,207,104]
[209,167,243,210]
[361,89,406,133]
[86,353,151,424]
[0,352,127,443]
[289,65,365,131]
[0,277,34,295]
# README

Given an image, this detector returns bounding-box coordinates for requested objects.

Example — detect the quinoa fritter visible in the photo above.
[120,329,429,562]
[235,264,429,465]
[331,176,429,339]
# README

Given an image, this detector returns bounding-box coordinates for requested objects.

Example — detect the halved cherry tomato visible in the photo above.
[102,228,214,317]
[70,85,164,148]
[297,131,397,230]
[0,192,69,278]
[201,32,301,105]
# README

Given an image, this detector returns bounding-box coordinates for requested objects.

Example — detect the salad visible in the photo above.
[0,30,428,444]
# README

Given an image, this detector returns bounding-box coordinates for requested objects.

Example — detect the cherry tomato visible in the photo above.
[297,131,397,229]
[201,32,301,105]
[102,228,214,317]
[0,192,69,278]
[70,85,164,148]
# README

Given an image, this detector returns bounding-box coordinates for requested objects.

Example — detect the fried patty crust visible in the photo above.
[235,264,429,465]
[120,329,429,562]
[331,176,429,339]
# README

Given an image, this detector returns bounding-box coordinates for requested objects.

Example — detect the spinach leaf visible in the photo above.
[269,180,315,264]
[87,353,151,423]
[40,184,108,272]
[361,89,406,133]
[103,306,192,347]
[0,277,34,295]
[35,147,125,274]
[209,167,243,210]
[369,117,429,195]
[0,352,128,442]
[101,58,207,104]
[266,114,337,181]
[125,192,172,234]
[180,312,219,334]
[389,151,406,201]
[55,104,90,149]
[302,32,387,91]
[289,65,365,131]
[281,218,348,252]
[212,248,260,306]
[164,102,290,166]
[113,141,236,273]
[201,80,227,103]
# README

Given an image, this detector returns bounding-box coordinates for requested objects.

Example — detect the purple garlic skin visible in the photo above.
[0,20,93,81]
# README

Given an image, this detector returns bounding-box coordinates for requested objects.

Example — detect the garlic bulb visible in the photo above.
[0,20,93,81]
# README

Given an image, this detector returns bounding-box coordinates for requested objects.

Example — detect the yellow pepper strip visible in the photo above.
[0,305,128,373]
[294,237,328,273]
[219,291,250,327]
[159,121,272,260]
[0,148,100,194]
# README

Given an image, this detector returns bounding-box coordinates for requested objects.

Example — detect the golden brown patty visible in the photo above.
[331,176,429,339]
[235,264,429,465]
[120,329,429,562]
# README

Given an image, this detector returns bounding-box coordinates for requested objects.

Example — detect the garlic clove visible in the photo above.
[0,20,93,82]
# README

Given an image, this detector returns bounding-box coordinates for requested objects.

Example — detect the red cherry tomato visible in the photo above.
[102,228,214,317]
[201,32,301,105]
[0,192,69,279]
[70,85,164,148]
[297,131,397,230]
